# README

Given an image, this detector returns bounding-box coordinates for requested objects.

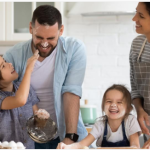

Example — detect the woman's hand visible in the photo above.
[143,138,150,149]
[26,50,39,73]
[137,109,150,135]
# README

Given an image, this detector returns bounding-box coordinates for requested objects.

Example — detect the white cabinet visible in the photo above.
[1,2,65,41]
[0,2,5,41]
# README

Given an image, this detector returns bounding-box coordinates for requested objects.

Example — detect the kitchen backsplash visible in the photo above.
[66,14,138,116]
[0,14,138,116]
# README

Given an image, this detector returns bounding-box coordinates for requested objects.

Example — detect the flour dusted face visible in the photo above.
[30,20,63,58]
[104,89,127,121]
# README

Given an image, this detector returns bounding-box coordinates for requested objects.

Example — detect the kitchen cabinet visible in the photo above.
[0,2,65,41]
[0,2,5,41]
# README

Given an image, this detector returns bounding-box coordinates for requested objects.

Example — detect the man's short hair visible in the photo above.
[31,5,62,29]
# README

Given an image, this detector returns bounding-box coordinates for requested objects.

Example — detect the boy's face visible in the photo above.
[0,56,18,83]
[104,89,127,121]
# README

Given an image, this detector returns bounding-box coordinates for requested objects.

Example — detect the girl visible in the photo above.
[57,84,141,149]
[130,2,150,149]
[0,50,39,149]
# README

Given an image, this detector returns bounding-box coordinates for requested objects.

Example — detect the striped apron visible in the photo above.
[133,38,150,114]
[133,38,150,141]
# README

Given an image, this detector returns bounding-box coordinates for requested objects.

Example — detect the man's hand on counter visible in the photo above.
[62,138,74,145]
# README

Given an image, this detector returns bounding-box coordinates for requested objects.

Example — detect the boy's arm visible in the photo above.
[57,133,95,149]
[1,51,39,110]
[129,132,140,148]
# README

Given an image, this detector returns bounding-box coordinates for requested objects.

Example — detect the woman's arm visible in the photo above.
[129,132,140,148]
[1,51,39,110]
[133,98,150,135]
[57,133,95,149]
[143,138,150,148]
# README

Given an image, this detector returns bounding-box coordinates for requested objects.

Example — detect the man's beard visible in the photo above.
[32,41,56,58]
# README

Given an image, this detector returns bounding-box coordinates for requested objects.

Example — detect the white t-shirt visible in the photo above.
[31,48,57,126]
[90,115,141,147]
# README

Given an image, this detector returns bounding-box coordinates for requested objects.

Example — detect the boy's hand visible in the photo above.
[143,138,150,149]
[26,50,39,72]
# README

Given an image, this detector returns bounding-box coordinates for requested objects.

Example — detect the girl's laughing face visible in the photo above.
[104,89,127,120]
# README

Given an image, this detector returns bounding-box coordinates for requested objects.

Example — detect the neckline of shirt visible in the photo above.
[107,123,122,134]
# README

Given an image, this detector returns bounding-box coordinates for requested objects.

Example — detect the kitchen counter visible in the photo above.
[85,125,93,133]
[86,127,92,133]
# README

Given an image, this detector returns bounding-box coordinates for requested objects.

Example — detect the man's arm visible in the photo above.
[61,39,87,144]
[62,92,80,144]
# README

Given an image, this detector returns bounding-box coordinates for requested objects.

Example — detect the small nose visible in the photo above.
[41,41,48,47]
[8,62,12,67]
[111,103,117,107]
[132,13,137,22]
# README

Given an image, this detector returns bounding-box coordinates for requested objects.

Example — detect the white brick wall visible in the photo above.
[66,15,138,116]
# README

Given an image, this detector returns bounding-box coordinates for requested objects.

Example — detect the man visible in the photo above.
[3,5,87,149]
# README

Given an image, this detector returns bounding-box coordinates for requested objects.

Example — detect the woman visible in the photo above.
[130,2,150,148]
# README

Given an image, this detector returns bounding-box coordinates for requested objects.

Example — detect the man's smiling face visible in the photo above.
[30,20,63,58]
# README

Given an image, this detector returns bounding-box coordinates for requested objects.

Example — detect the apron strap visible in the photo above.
[103,120,108,138]
[122,120,127,140]
[137,38,147,61]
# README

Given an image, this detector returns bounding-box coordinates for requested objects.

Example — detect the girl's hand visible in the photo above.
[26,50,39,72]
[143,138,150,149]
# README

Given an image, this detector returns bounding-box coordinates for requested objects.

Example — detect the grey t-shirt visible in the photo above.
[0,82,39,149]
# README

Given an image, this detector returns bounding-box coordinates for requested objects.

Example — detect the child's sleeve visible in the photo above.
[0,93,7,111]
[127,115,142,136]
[90,120,103,139]
[29,85,40,106]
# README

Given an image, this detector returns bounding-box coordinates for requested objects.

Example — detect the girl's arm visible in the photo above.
[1,51,39,110]
[129,132,140,148]
[57,133,95,149]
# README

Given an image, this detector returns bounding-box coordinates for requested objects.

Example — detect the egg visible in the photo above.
[16,142,25,149]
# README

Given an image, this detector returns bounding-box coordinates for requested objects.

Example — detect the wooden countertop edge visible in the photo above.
[96,147,137,149]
